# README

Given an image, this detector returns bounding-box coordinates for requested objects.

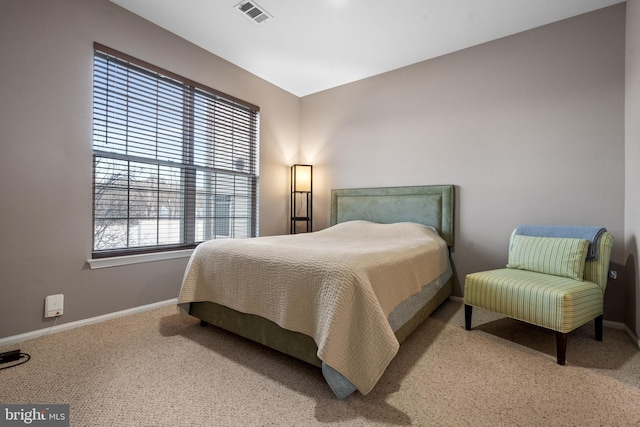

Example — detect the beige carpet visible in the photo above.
[1,300,639,426]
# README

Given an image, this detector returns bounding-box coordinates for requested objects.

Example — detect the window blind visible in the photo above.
[92,43,259,258]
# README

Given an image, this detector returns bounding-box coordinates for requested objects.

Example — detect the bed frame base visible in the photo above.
[190,279,452,369]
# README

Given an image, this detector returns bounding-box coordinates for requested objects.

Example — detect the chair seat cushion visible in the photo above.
[464,268,603,333]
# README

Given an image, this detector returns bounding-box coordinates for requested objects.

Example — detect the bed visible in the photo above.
[178,185,455,398]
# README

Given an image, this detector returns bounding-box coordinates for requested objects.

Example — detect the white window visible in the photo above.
[92,43,259,258]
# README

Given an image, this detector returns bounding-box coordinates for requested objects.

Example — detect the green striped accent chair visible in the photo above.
[464,230,613,365]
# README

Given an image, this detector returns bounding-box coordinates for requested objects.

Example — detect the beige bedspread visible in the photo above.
[178,220,449,395]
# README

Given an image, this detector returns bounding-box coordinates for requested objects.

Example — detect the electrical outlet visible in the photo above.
[45,294,64,318]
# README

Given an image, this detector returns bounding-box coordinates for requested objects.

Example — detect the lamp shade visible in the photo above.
[292,164,312,192]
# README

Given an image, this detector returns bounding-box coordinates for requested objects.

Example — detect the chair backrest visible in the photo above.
[584,231,613,292]
[509,230,613,291]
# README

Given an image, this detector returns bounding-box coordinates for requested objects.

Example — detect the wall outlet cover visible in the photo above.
[45,294,64,318]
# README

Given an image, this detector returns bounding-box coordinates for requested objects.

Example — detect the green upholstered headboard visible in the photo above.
[330,185,455,247]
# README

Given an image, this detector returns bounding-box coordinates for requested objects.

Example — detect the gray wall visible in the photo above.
[625,0,640,337]
[300,5,628,322]
[0,0,299,338]
[0,1,634,339]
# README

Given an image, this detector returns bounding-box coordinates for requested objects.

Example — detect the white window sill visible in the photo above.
[86,249,194,270]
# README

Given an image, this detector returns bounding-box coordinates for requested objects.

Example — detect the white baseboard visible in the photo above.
[4,296,640,352]
[602,319,624,330]
[603,320,640,350]
[0,298,177,348]
[448,296,640,350]
[623,324,640,350]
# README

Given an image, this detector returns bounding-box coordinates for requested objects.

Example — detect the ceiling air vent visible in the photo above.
[235,1,272,24]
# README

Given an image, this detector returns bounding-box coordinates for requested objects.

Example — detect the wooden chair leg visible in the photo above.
[464,304,473,331]
[556,332,567,365]
[595,315,603,341]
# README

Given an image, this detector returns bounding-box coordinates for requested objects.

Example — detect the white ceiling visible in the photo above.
[111,0,623,97]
